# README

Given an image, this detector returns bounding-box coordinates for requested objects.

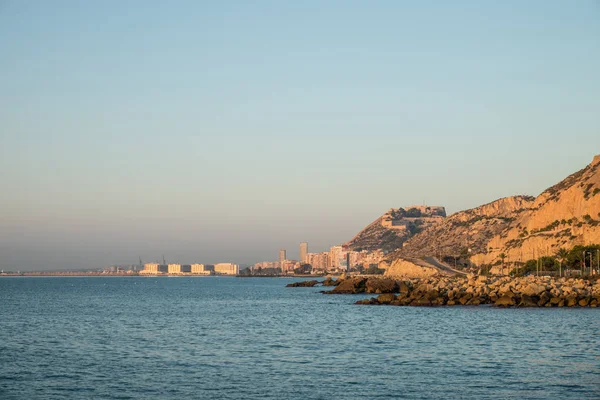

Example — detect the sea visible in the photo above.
[0,276,599,399]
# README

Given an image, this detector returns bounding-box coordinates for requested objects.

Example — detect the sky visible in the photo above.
[1,1,599,270]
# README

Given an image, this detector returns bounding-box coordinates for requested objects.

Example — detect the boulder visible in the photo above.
[458,294,472,305]
[469,298,481,306]
[366,278,399,294]
[327,277,367,294]
[322,277,339,287]
[495,296,516,307]
[518,295,538,307]
[537,292,551,306]
[424,290,442,301]
[396,295,413,306]
[566,296,578,307]
[376,293,397,304]
[499,284,515,296]
[432,297,446,306]
[411,298,432,306]
[549,297,561,306]
[413,283,435,295]
[521,283,547,297]
[286,280,320,287]
[398,281,411,295]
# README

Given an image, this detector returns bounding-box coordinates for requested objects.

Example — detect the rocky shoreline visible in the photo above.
[288,275,600,307]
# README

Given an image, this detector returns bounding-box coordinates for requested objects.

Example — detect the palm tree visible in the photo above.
[556,248,569,277]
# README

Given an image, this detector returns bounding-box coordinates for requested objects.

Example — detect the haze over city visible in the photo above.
[1,1,599,270]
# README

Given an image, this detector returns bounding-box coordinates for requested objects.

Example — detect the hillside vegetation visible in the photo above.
[344,155,600,273]
[390,155,600,269]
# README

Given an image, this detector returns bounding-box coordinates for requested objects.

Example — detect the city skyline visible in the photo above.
[1,1,600,270]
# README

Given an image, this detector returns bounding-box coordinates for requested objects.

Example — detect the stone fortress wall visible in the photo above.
[381,206,446,229]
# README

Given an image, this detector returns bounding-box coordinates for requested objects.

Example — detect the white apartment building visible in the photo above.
[168,264,182,274]
[191,263,211,275]
[214,263,239,275]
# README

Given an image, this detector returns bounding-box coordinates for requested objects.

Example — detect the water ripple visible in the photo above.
[0,277,599,399]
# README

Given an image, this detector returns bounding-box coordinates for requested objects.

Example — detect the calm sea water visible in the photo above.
[0,277,599,399]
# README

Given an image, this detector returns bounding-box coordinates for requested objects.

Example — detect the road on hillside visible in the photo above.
[423,256,467,276]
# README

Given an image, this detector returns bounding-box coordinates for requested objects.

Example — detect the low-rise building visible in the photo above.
[168,264,183,274]
[191,263,211,275]
[282,260,299,274]
[214,263,239,275]
[140,263,168,274]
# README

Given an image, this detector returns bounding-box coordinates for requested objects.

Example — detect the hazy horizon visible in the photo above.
[2,1,599,270]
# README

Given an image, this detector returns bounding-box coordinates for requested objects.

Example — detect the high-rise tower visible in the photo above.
[279,249,286,270]
[300,242,308,264]
[279,249,287,265]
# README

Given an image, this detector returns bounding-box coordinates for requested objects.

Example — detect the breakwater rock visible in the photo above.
[285,278,340,288]
[286,277,400,293]
[286,280,321,287]
[349,275,600,307]
[322,277,340,287]
[323,277,401,294]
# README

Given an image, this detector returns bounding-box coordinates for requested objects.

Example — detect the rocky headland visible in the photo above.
[340,155,600,279]
[386,155,600,274]
[286,155,600,308]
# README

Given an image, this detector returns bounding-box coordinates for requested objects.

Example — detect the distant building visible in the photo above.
[168,264,183,274]
[191,263,211,275]
[282,260,299,274]
[252,261,280,275]
[329,246,344,269]
[300,242,308,264]
[307,252,329,272]
[279,249,286,268]
[214,263,239,275]
[141,263,168,274]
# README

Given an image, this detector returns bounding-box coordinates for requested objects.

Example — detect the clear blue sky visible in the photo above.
[1,1,599,270]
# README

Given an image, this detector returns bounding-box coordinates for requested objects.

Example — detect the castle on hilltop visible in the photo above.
[381,206,446,230]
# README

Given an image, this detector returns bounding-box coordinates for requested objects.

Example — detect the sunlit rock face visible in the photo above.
[382,155,600,270]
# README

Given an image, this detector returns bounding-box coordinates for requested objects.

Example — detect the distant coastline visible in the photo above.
[0,272,325,278]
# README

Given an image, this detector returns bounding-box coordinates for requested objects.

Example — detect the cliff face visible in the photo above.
[476,155,600,265]
[387,155,600,266]
[381,258,439,278]
[392,196,535,261]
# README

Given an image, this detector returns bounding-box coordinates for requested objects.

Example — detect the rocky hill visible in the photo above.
[345,206,446,253]
[393,196,534,260]
[387,155,600,268]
